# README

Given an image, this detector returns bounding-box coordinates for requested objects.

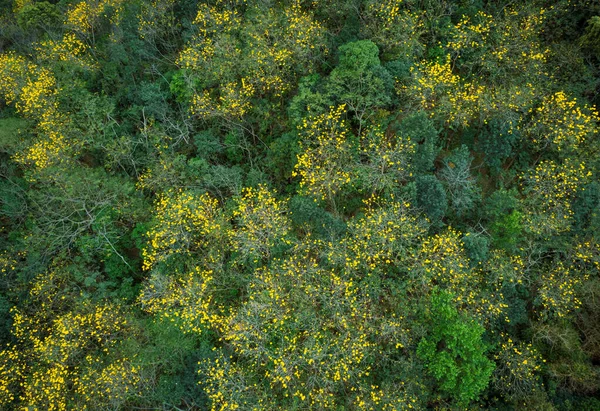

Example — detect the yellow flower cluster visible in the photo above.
[177,4,242,70]
[178,1,326,119]
[477,83,539,132]
[13,0,32,12]
[142,189,223,270]
[416,230,472,294]
[67,1,93,32]
[35,33,96,70]
[0,268,139,410]
[213,248,376,409]
[66,0,124,35]
[0,52,29,104]
[414,229,510,323]
[537,261,585,319]
[139,267,225,335]
[486,7,550,79]
[351,381,419,410]
[526,91,599,152]
[15,67,57,118]
[0,53,73,170]
[191,79,256,119]
[231,185,291,261]
[521,159,591,237]
[447,11,493,56]
[138,189,444,409]
[407,55,484,128]
[75,358,140,409]
[135,188,565,408]
[0,250,18,275]
[293,105,354,202]
[362,0,424,58]
[0,345,21,405]
[338,196,427,275]
[284,0,324,55]
[193,4,242,38]
[493,334,544,400]
[359,126,416,191]
[138,0,176,41]
[572,241,600,273]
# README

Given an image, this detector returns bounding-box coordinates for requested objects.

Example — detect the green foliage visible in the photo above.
[439,144,481,217]
[288,74,332,124]
[462,232,489,265]
[0,294,12,344]
[289,195,345,240]
[417,289,495,405]
[0,117,28,153]
[326,40,392,129]
[395,111,439,174]
[416,175,447,224]
[572,181,600,238]
[485,189,523,251]
[0,0,599,409]
[130,317,210,409]
[265,132,300,188]
[16,1,61,32]
[477,118,519,174]
[579,16,600,59]
[169,70,194,103]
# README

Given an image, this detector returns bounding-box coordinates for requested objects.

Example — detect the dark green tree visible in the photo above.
[416,175,447,225]
[326,40,393,134]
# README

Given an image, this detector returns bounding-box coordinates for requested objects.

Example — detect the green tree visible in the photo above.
[484,189,522,251]
[395,111,439,174]
[417,289,494,405]
[476,118,519,174]
[16,1,61,32]
[416,175,447,224]
[580,16,600,59]
[325,40,392,135]
[439,145,480,217]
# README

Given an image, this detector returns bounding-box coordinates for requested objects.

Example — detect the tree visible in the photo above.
[325,40,392,135]
[230,184,291,262]
[396,111,439,175]
[416,175,447,224]
[0,266,141,410]
[356,125,416,193]
[16,1,61,32]
[484,189,523,251]
[476,117,519,174]
[417,289,494,405]
[142,188,226,271]
[361,0,424,60]
[439,145,480,217]
[292,105,356,209]
[579,16,600,59]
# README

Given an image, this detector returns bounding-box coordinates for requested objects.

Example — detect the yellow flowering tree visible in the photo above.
[292,105,356,207]
[0,267,140,410]
[142,189,226,271]
[231,184,291,262]
[520,159,592,238]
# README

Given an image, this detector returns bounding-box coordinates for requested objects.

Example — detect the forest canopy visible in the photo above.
[1,0,600,410]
